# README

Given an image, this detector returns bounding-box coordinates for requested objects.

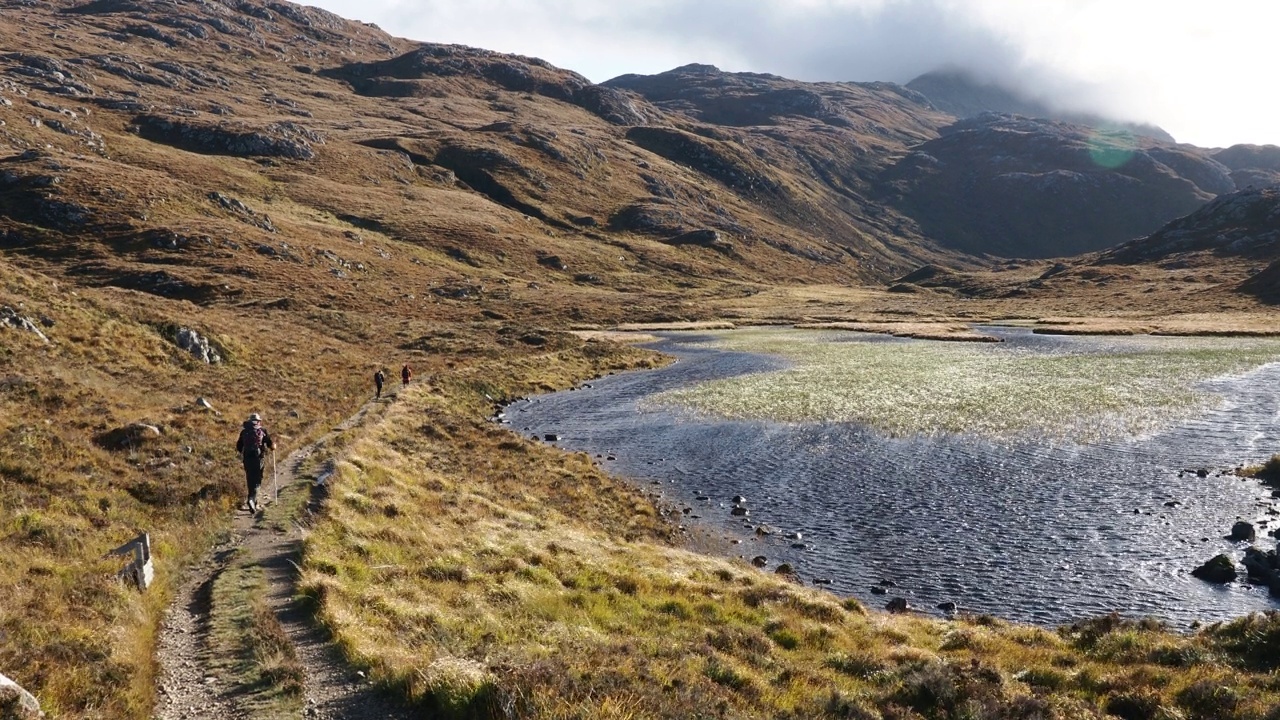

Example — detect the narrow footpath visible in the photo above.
[153,394,413,720]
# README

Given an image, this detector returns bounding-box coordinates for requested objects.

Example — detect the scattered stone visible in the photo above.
[1228,521,1257,542]
[1191,554,1238,584]
[812,578,832,585]
[730,506,749,517]
[0,672,42,719]
[785,531,802,540]
[1164,500,1182,508]
[876,580,898,587]
[751,555,767,568]
[543,433,558,442]
[732,495,747,504]
[774,563,795,575]
[790,542,808,549]
[885,597,910,613]
[937,601,958,613]
[1196,468,1210,478]
[196,397,215,411]
[870,586,888,595]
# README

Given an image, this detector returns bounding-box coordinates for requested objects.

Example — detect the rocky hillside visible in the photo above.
[878,114,1235,258]
[1095,185,1280,302]
[1,0,1278,295]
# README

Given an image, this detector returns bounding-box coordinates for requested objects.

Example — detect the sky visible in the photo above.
[308,0,1280,148]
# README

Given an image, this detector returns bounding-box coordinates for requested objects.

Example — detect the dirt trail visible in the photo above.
[153,396,413,720]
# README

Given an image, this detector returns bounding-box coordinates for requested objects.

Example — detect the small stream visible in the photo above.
[509,328,1280,627]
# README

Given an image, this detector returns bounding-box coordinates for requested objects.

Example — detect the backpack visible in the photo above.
[240,424,265,458]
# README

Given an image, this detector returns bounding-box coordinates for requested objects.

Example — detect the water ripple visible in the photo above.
[515,330,1280,627]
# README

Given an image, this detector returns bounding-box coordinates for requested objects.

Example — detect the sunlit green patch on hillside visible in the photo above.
[652,330,1280,440]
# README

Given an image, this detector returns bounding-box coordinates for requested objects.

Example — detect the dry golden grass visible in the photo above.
[299,354,1280,720]
[1,3,1279,718]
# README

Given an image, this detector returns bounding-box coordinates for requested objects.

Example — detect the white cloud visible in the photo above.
[308,0,1280,147]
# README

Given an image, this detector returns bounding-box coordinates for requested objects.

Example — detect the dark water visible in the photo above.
[509,329,1280,627]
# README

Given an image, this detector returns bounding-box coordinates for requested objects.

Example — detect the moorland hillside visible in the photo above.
[2,0,1280,717]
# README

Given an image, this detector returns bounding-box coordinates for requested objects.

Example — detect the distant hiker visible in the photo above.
[374,368,385,399]
[235,413,275,513]
[401,363,412,387]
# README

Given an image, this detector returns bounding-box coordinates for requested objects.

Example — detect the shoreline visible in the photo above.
[513,331,1280,629]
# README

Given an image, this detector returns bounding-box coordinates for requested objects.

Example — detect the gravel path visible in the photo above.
[153,397,413,720]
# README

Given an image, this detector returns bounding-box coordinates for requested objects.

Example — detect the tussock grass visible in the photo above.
[654,329,1280,440]
[208,550,305,717]
[300,359,1280,718]
[1241,454,1280,487]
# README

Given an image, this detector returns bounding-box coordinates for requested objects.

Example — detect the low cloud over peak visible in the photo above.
[311,0,1280,148]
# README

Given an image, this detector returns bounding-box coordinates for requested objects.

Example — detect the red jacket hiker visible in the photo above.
[401,364,412,386]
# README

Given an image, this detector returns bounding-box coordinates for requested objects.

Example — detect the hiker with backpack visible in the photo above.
[374,368,386,399]
[401,363,412,387]
[235,412,275,513]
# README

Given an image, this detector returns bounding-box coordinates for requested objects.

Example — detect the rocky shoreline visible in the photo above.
[1191,458,1280,598]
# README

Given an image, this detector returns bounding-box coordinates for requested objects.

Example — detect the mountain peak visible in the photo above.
[907,69,1174,143]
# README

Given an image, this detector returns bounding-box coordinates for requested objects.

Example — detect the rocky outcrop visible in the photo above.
[881,114,1232,258]
[1240,259,1280,303]
[0,673,42,720]
[1191,554,1238,584]
[134,114,319,159]
[663,229,734,254]
[605,64,943,145]
[174,327,222,364]
[95,421,162,450]
[0,306,49,343]
[323,43,653,126]
[625,126,785,200]
[1098,185,1280,265]
[208,192,276,233]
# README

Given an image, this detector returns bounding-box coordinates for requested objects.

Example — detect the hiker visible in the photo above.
[235,412,275,513]
[374,368,385,399]
[401,363,412,387]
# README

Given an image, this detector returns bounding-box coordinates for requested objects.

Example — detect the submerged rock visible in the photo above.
[1228,521,1257,542]
[885,597,910,613]
[1191,554,1238,584]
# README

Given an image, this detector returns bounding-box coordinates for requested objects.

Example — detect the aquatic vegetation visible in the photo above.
[653,330,1280,440]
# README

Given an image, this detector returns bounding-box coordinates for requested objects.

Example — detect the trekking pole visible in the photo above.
[272,448,278,503]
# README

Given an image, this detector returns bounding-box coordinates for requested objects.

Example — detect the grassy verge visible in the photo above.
[652,329,1280,440]
[300,343,1280,719]
[207,549,305,718]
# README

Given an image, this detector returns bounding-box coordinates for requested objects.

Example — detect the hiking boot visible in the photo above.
[247,498,257,513]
